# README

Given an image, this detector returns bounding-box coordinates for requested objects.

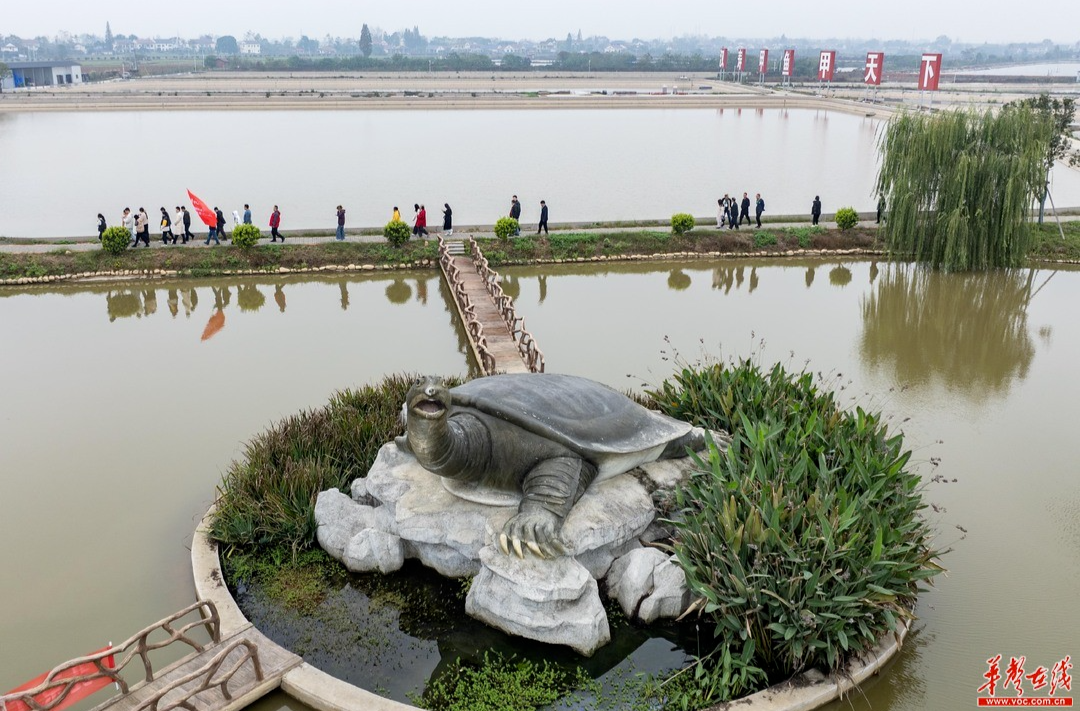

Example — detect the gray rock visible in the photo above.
[560,474,655,556]
[350,477,375,506]
[607,547,668,618]
[343,529,405,574]
[637,558,691,623]
[466,546,610,656]
[314,490,378,561]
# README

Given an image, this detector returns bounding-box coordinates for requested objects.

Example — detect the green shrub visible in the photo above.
[412,652,588,711]
[384,219,411,247]
[210,373,464,555]
[835,207,859,230]
[232,223,262,248]
[649,360,944,705]
[494,217,519,241]
[752,231,777,248]
[671,213,695,235]
[101,226,131,255]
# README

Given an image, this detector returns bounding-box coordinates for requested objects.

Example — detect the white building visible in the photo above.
[2,61,83,90]
[239,41,261,55]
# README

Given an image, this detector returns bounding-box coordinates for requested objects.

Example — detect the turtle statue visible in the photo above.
[395,373,707,559]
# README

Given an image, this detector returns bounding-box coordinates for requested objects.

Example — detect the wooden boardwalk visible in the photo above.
[1,602,301,711]
[438,237,544,375]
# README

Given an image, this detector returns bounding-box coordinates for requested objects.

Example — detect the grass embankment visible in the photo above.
[1029,221,1080,262]
[0,227,880,283]
[212,361,943,710]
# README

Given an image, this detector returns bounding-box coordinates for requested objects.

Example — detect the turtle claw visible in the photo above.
[499,532,510,556]
[512,537,524,559]
[527,540,545,558]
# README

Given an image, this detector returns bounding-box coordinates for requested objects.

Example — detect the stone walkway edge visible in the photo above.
[191,503,909,711]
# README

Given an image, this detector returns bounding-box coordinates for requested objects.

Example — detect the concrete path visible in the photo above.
[0,219,881,255]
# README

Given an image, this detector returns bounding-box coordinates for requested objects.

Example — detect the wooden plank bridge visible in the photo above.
[0,601,301,711]
[438,236,545,375]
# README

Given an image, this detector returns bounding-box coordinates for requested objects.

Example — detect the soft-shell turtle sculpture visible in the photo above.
[395,373,706,558]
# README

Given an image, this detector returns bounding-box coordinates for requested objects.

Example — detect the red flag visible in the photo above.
[187,190,216,227]
[3,646,116,711]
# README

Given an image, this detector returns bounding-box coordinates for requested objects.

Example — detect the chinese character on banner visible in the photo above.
[736,48,746,72]
[919,53,942,91]
[719,47,728,71]
[782,49,795,77]
[818,50,836,81]
[864,52,884,85]
[1004,657,1027,696]
[758,49,769,74]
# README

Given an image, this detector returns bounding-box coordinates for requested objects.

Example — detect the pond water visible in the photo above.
[3,258,1080,711]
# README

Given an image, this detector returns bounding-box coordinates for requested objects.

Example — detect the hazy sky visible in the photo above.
[4,0,1078,44]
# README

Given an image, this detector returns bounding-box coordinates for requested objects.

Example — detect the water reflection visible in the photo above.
[860,265,1037,397]
[95,274,442,324]
[829,265,852,287]
[667,269,691,290]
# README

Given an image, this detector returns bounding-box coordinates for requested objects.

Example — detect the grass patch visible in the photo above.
[210,373,463,556]
[0,240,438,281]
[222,547,343,615]
[409,652,591,711]
[1029,220,1080,262]
[646,358,945,706]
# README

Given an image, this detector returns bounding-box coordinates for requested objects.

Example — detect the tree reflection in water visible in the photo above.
[667,269,691,290]
[237,284,266,312]
[860,265,1037,397]
[385,279,413,304]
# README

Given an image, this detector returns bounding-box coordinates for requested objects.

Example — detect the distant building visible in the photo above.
[239,41,261,55]
[2,61,83,90]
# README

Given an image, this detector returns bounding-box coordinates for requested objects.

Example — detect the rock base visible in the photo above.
[314,441,715,655]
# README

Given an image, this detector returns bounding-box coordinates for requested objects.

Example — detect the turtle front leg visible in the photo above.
[500,456,597,559]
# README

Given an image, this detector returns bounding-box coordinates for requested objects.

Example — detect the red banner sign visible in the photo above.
[782,49,795,77]
[758,49,769,74]
[719,47,728,71]
[736,48,746,72]
[4,647,116,711]
[919,53,942,90]
[864,52,884,85]
[818,50,836,81]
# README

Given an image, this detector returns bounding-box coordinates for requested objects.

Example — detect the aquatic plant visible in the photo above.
[649,359,945,705]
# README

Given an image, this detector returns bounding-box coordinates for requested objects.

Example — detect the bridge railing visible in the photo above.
[0,600,261,711]
[438,236,497,374]
[467,238,545,373]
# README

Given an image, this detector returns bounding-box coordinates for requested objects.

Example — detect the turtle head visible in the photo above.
[406,375,451,422]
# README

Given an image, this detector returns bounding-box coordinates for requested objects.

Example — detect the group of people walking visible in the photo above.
[716,192,766,229]
[102,203,284,247]
[100,194,559,248]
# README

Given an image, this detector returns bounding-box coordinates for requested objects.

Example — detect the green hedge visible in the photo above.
[101,226,131,255]
[384,219,411,246]
[671,213,695,235]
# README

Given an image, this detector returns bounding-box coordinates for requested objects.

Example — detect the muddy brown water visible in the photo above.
[2,259,1079,710]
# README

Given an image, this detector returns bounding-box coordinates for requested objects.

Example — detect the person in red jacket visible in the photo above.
[269,205,282,242]
[416,204,429,238]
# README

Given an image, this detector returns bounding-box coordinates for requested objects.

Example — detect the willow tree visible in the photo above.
[876,108,1052,271]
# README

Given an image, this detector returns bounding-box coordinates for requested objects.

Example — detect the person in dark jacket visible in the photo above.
[739,193,751,226]
[537,200,549,235]
[755,194,765,228]
[160,207,174,244]
[811,196,822,226]
[729,192,740,230]
[97,213,106,240]
[181,207,193,242]
[442,203,453,236]
[215,208,228,240]
[509,195,522,235]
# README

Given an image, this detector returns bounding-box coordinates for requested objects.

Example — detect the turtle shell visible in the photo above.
[450,373,692,457]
